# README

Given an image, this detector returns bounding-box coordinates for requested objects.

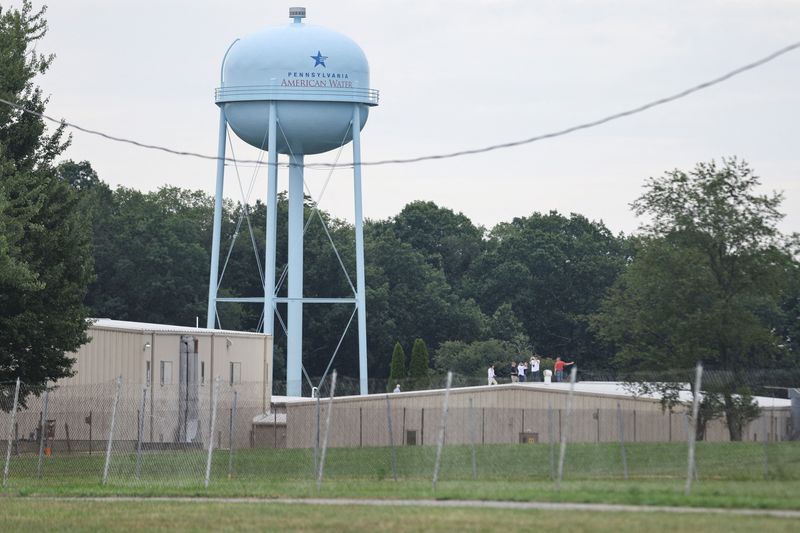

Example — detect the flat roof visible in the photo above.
[273,381,791,408]
[89,318,268,338]
[527,381,792,408]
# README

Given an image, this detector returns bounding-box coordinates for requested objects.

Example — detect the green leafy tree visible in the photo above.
[0,2,93,399]
[433,338,517,380]
[407,338,431,390]
[387,342,406,392]
[593,158,798,440]
[391,200,485,287]
[776,258,800,371]
[365,222,488,379]
[464,211,629,368]
[489,303,525,342]
[83,186,213,326]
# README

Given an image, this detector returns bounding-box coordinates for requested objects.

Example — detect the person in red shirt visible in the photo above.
[553,357,574,382]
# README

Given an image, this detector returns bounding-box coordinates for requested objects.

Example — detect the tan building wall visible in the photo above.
[282,384,791,448]
[8,320,274,449]
[59,321,272,408]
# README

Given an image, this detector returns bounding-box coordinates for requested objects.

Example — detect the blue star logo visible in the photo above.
[310,51,328,68]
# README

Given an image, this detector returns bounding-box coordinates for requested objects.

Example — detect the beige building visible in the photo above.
[11,319,274,450]
[63,319,272,397]
[274,382,791,448]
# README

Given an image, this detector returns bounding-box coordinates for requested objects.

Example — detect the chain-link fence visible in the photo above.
[2,367,799,494]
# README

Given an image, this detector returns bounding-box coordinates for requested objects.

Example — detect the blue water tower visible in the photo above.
[206,7,379,396]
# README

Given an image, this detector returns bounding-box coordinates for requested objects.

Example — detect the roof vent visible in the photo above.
[289,7,306,23]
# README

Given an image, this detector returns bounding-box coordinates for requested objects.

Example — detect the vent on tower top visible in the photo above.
[289,7,306,22]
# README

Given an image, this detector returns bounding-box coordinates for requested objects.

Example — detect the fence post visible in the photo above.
[762,401,770,479]
[316,370,338,490]
[135,386,148,479]
[547,400,555,481]
[556,367,577,491]
[3,378,21,488]
[616,403,628,480]
[314,393,321,475]
[385,394,397,481]
[37,387,50,478]
[228,390,238,479]
[468,397,477,480]
[102,376,122,486]
[685,362,703,495]
[432,371,453,491]
[204,377,221,488]
[65,422,72,454]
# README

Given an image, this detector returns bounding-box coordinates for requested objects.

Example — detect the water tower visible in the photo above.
[206,7,378,396]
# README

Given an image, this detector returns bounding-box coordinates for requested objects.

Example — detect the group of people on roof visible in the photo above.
[487,356,574,386]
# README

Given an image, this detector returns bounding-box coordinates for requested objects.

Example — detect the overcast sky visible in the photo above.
[32,0,800,235]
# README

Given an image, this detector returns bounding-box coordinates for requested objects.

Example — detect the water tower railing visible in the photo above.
[215,85,379,106]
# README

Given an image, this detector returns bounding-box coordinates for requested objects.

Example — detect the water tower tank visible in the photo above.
[215,7,379,155]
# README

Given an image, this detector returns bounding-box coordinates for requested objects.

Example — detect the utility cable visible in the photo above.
[0,40,797,168]
[356,41,800,167]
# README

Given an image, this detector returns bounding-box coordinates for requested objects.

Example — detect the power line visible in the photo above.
[0,40,798,169]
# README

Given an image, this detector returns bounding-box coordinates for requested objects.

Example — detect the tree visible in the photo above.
[387,342,406,392]
[0,2,93,398]
[391,200,485,287]
[593,158,798,440]
[464,211,629,368]
[408,338,431,390]
[433,338,519,381]
[81,186,213,326]
[489,303,530,351]
[365,222,488,378]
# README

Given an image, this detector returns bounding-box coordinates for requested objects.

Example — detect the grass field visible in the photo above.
[3,441,800,510]
[3,441,800,531]
[2,499,800,532]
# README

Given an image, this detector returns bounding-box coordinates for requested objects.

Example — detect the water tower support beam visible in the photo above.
[264,103,278,337]
[287,152,305,397]
[352,105,369,396]
[206,108,228,329]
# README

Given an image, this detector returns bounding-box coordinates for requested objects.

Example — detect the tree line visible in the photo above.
[52,159,800,398]
[56,161,632,383]
[2,2,799,439]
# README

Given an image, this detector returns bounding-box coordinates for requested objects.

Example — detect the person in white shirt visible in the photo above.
[487,364,498,386]
[393,383,401,393]
[530,355,540,382]
[517,361,527,382]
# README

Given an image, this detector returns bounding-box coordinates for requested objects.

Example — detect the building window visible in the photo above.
[160,361,172,386]
[229,362,241,385]
[200,361,206,386]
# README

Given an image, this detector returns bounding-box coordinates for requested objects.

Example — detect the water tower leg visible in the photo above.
[287,153,305,396]
[206,107,228,329]
[352,105,369,396]
[264,102,278,337]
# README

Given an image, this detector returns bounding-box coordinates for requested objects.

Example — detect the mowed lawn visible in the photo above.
[1,499,799,533]
[4,441,800,510]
